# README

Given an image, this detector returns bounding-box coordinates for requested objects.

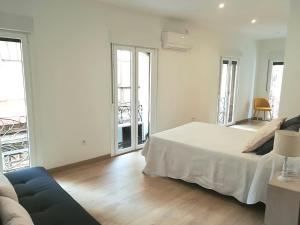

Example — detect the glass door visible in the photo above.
[0,36,31,173]
[113,46,135,153]
[136,49,151,148]
[112,45,154,155]
[267,61,284,119]
[217,58,239,126]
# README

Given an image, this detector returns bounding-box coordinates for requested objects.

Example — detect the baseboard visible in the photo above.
[48,154,111,174]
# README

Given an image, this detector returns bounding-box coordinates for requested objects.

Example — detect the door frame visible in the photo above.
[217,57,240,126]
[0,30,36,172]
[111,44,157,156]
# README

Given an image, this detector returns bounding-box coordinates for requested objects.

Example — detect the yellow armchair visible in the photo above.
[253,98,272,121]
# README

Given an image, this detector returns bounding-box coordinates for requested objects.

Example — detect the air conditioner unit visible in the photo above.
[162,31,191,51]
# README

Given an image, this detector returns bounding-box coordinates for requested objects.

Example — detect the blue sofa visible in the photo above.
[5,167,101,225]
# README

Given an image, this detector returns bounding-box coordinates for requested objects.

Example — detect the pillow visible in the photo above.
[0,196,34,225]
[243,118,285,153]
[284,124,300,132]
[0,173,18,202]
[255,137,274,155]
[281,115,300,129]
[255,123,300,155]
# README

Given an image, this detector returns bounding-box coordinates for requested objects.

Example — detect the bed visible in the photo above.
[142,122,300,204]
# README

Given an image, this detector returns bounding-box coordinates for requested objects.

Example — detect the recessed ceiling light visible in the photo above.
[219,3,225,9]
[251,19,257,24]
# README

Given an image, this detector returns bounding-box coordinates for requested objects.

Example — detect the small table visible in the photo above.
[265,172,300,225]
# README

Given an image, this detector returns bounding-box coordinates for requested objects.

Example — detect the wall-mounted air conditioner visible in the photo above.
[162,31,191,51]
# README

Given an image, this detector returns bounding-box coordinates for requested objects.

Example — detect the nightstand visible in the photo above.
[265,172,300,225]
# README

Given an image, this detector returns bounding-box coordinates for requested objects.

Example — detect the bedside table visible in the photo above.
[265,172,300,225]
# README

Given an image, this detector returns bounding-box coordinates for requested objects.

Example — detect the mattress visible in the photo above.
[142,122,261,203]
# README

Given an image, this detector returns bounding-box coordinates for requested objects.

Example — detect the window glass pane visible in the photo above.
[138,52,150,145]
[269,62,284,118]
[117,49,132,150]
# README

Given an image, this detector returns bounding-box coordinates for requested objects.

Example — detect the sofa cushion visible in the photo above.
[5,167,101,225]
[0,173,18,202]
[0,196,34,225]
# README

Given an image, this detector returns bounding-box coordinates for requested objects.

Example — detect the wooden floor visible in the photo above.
[52,151,265,225]
[231,120,269,132]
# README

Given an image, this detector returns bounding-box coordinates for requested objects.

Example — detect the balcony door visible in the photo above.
[267,61,284,118]
[0,32,33,173]
[217,58,239,126]
[112,45,157,155]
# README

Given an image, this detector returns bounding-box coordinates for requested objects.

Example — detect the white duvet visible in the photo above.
[142,122,300,204]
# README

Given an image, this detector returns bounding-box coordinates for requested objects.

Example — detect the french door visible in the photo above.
[267,61,284,119]
[112,44,156,155]
[217,58,239,126]
[0,31,33,173]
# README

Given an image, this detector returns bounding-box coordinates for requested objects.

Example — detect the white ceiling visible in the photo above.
[98,0,290,39]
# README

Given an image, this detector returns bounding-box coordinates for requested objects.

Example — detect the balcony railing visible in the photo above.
[0,117,30,172]
[218,97,227,125]
[118,103,143,125]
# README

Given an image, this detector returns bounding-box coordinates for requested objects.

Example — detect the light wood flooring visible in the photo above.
[52,151,265,225]
[231,120,269,132]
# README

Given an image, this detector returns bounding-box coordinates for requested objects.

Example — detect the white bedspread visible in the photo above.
[142,122,300,204]
[142,122,261,203]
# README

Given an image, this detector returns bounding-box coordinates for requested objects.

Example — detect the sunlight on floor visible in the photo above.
[231,120,269,132]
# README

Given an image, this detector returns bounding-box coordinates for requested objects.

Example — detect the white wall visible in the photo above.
[0,0,256,169]
[189,31,257,122]
[279,0,300,118]
[254,38,286,98]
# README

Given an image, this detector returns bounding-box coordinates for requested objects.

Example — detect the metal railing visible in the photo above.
[218,97,227,125]
[0,117,30,172]
[118,103,143,125]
